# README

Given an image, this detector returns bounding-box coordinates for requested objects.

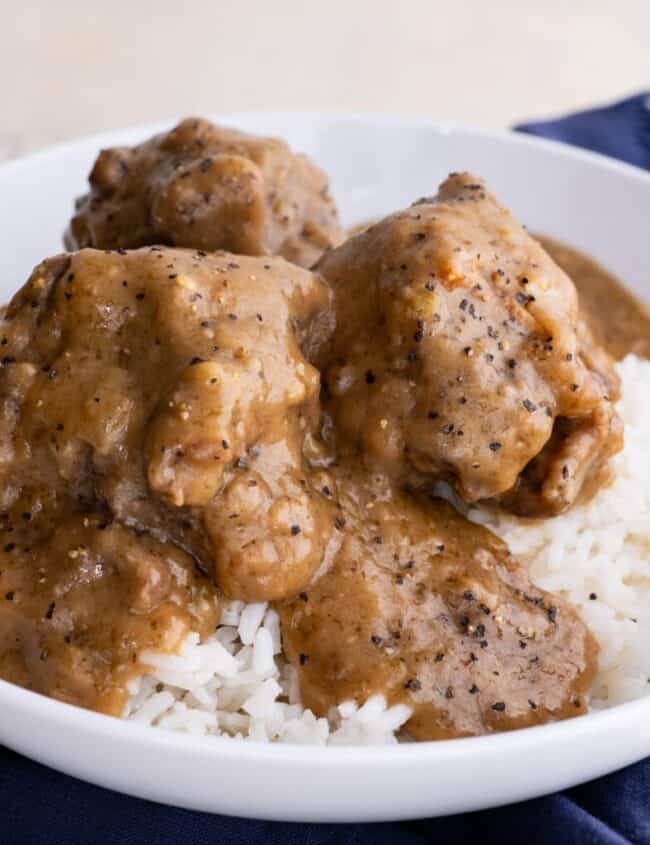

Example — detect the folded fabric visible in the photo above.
[2,92,650,845]
[516,91,650,170]
[2,743,649,845]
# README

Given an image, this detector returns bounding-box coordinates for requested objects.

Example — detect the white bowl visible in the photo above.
[1,113,649,823]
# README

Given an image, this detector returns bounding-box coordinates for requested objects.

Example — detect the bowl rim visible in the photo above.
[2,673,650,764]
[1,110,649,765]
[3,108,650,190]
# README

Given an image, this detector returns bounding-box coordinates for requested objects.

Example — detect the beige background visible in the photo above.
[1,0,649,160]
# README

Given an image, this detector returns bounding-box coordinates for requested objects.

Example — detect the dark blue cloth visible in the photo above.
[2,93,650,844]
[516,91,650,170]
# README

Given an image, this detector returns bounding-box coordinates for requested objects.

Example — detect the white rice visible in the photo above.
[124,604,412,745]
[125,355,650,743]
[470,354,650,709]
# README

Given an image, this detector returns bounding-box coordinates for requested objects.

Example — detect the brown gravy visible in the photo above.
[0,157,647,737]
[0,247,333,714]
[538,236,650,361]
[351,225,650,361]
[281,465,597,739]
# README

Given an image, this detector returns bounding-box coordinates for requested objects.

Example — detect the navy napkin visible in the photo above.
[2,93,650,845]
[516,92,650,170]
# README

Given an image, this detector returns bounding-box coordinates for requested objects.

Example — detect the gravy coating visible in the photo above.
[0,247,336,710]
[2,162,644,737]
[0,517,218,714]
[280,468,597,739]
[315,174,622,517]
[539,236,650,361]
[66,118,344,268]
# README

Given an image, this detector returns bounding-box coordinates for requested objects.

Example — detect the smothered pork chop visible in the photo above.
[0,163,632,740]
[0,247,337,711]
[280,468,596,740]
[314,173,622,516]
[65,118,344,268]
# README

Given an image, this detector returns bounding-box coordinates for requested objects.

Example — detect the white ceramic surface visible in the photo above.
[0,113,649,823]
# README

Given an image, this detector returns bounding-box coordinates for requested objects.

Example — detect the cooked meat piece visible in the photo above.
[314,173,622,515]
[7,160,641,734]
[65,118,344,268]
[0,516,219,714]
[0,247,335,609]
[279,468,597,739]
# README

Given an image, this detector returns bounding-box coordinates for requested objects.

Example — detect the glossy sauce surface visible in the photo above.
[0,154,645,736]
[316,176,622,518]
[66,118,344,269]
[539,236,650,361]
[0,247,334,712]
[280,466,597,739]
